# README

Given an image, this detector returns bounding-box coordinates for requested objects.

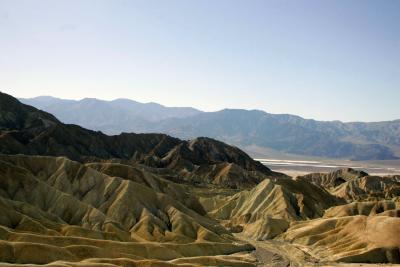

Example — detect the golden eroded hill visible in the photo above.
[0,154,256,266]
[1,154,399,265]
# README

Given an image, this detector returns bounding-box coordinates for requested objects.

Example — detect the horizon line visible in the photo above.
[16,93,400,124]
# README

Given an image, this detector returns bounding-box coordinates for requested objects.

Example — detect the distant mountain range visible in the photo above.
[20,96,400,160]
[20,96,201,135]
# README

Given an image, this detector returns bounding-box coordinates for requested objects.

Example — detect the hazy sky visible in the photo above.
[1,0,399,122]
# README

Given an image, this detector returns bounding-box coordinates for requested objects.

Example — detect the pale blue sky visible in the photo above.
[1,0,399,121]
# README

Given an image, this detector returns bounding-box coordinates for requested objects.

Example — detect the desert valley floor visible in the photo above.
[256,157,400,177]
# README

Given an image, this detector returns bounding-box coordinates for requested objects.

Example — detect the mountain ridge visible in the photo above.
[21,96,400,124]
[20,95,400,160]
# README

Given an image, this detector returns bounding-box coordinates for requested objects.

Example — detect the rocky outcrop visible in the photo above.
[332,175,400,201]
[324,200,400,218]
[296,168,368,189]
[296,168,400,201]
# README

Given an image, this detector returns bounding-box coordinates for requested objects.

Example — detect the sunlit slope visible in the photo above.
[277,169,400,263]
[200,177,342,240]
[279,215,400,263]
[0,155,255,265]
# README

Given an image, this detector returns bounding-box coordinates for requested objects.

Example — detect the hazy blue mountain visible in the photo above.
[20,96,201,134]
[21,96,400,160]
[151,109,400,160]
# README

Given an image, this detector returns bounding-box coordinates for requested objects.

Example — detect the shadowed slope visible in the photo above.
[0,92,279,189]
